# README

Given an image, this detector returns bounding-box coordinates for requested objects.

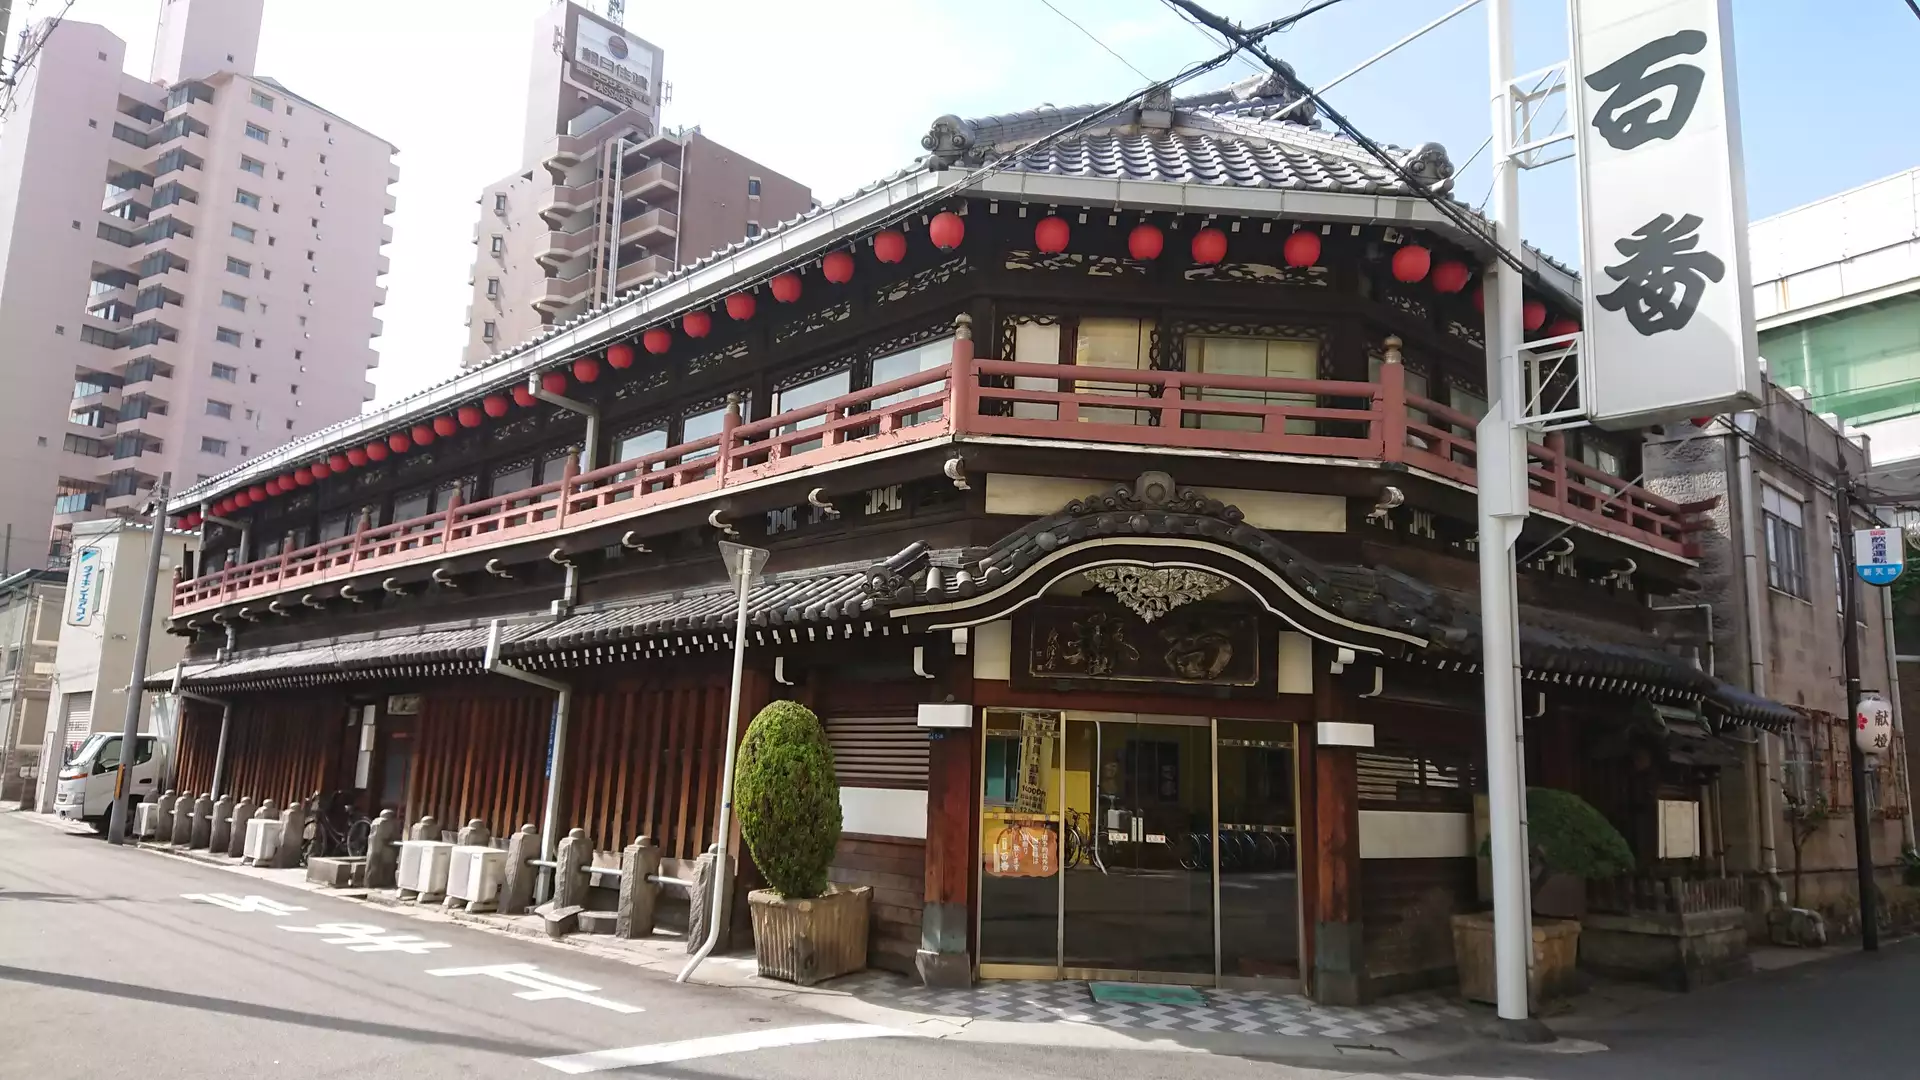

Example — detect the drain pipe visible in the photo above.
[484,618,573,903]
[678,542,767,984]
[529,373,600,615]
[1881,599,1917,850]
[1735,413,1788,908]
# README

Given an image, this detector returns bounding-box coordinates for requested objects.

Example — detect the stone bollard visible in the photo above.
[456,818,490,847]
[155,790,179,827]
[687,844,733,954]
[499,824,539,915]
[170,792,195,845]
[409,814,440,842]
[271,801,306,869]
[189,793,215,849]
[366,809,400,889]
[553,828,591,910]
[228,796,256,857]
[616,835,662,939]
[208,795,235,855]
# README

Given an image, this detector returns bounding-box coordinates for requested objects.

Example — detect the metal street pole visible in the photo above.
[1478,0,1538,1030]
[680,540,766,983]
[1836,476,1879,950]
[107,471,170,845]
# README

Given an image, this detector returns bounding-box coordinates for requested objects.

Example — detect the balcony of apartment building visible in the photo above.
[621,160,680,203]
[534,225,598,270]
[118,392,171,427]
[71,368,125,412]
[99,468,160,516]
[148,113,211,153]
[618,207,677,250]
[146,147,205,192]
[52,487,107,522]
[65,405,120,454]
[531,268,595,315]
[87,269,139,312]
[537,179,603,226]
[614,253,674,292]
[539,108,652,179]
[119,354,177,391]
[162,80,215,121]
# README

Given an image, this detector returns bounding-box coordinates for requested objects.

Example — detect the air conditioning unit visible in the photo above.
[242,817,284,864]
[397,839,453,896]
[447,845,507,910]
[133,801,162,839]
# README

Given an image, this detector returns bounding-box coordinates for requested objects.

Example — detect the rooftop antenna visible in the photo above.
[605,0,624,26]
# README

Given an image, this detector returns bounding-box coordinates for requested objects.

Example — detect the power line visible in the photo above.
[1035,0,1153,82]
[1907,0,1920,23]
[1155,0,1268,77]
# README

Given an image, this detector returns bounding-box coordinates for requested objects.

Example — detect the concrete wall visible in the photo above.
[150,0,264,86]
[678,133,813,269]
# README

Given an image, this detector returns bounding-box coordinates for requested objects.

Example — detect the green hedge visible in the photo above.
[735,699,842,899]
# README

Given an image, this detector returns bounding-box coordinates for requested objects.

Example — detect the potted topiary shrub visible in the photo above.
[735,699,870,985]
[1454,787,1634,1008]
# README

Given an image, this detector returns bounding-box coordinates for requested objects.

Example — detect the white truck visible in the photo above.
[53,732,167,830]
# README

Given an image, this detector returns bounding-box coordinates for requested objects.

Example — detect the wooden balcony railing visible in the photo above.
[172,340,1693,616]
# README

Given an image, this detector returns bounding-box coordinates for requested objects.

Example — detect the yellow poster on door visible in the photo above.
[985,820,1059,878]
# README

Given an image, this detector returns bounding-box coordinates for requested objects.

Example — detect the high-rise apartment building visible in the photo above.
[0,0,396,567]
[462,1,810,368]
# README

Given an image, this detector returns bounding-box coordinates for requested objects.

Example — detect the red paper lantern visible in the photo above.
[1689,416,1715,428]
[294,467,314,486]
[683,311,712,338]
[572,357,600,383]
[457,406,483,428]
[432,415,457,438]
[541,370,568,394]
[346,447,369,467]
[387,432,411,454]
[1034,215,1070,254]
[232,491,250,508]
[483,395,509,418]
[642,327,673,355]
[724,292,756,321]
[409,424,434,446]
[213,499,229,516]
[1282,230,1321,268]
[273,476,292,495]
[822,250,855,283]
[928,211,965,251]
[1522,299,1548,331]
[329,454,350,473]
[1127,223,1164,261]
[769,272,802,304]
[262,479,279,496]
[873,230,906,264]
[606,342,634,370]
[1391,244,1432,283]
[1191,227,1228,265]
[364,441,389,462]
[249,485,268,502]
[1431,259,1471,294]
[1544,317,1580,339]
[511,385,536,408]
[312,461,331,480]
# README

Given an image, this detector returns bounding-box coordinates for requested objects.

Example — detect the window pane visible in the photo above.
[1074,317,1149,426]
[870,337,950,420]
[391,493,428,522]
[774,370,850,429]
[492,464,535,497]
[616,428,667,463]
[680,403,731,460]
[1184,335,1318,435]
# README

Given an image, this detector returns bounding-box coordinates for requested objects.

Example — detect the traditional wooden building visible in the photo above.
[157,77,1796,1001]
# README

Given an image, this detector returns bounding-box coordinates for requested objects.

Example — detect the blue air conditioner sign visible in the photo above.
[66,546,106,626]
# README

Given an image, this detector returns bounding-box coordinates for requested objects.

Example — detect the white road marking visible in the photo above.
[427,962,642,1014]
[277,922,451,953]
[535,1023,904,1075]
[180,892,307,914]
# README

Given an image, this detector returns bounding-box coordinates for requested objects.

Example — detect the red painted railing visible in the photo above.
[172,344,1690,616]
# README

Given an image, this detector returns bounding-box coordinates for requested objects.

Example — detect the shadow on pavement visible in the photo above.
[0,964,573,1059]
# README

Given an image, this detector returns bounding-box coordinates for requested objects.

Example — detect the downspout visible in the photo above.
[605,137,626,305]
[483,618,572,903]
[1735,412,1788,908]
[1882,601,1916,850]
[528,373,600,615]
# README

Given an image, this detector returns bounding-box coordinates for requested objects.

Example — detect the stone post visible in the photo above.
[154,789,178,828]
[272,800,307,869]
[227,796,256,857]
[616,835,661,939]
[499,824,539,915]
[170,792,194,845]
[456,818,490,847]
[189,793,215,849]
[208,794,236,855]
[409,814,440,842]
[366,809,401,889]
[687,845,733,954]
[553,827,590,910]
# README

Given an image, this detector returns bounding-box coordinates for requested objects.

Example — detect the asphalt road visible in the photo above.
[7,809,1920,1080]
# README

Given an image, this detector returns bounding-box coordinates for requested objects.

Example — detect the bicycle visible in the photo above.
[1062,809,1108,873]
[301,790,372,864]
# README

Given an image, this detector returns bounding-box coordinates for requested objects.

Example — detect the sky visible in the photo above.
[30,0,1920,413]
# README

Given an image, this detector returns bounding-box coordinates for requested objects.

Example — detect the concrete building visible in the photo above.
[461,1,810,367]
[34,518,194,812]
[0,0,396,568]
[0,570,66,806]
[1646,380,1908,927]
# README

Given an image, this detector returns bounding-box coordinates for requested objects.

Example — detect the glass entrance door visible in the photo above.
[1216,718,1301,981]
[1062,713,1215,979]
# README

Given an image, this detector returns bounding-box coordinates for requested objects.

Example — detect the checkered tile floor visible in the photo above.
[827,972,1465,1039]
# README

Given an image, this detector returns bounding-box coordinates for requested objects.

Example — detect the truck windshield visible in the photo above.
[67,734,111,768]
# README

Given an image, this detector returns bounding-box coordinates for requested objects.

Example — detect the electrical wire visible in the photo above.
[1155,0,1270,77]
[0,0,78,120]
[1035,0,1154,82]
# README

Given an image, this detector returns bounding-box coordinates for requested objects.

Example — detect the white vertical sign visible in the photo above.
[1569,0,1762,427]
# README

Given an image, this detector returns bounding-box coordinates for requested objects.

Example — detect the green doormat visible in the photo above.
[1088,982,1206,1006]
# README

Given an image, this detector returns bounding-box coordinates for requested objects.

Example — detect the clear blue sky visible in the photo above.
[47,0,1920,404]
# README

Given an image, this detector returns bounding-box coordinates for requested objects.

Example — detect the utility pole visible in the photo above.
[1836,474,1879,950]
[106,472,170,845]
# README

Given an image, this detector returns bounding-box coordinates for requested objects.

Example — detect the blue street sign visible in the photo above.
[1853,527,1905,587]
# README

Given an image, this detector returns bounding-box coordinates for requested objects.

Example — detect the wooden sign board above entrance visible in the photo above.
[1014,602,1261,692]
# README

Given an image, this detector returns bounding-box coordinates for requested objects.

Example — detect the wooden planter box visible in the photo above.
[747,885,871,986]
[1451,911,1580,1010]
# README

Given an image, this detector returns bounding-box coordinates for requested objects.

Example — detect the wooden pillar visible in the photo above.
[919,632,976,988]
[1311,649,1367,1005]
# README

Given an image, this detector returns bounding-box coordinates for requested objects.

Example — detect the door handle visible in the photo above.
[137,778,153,785]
